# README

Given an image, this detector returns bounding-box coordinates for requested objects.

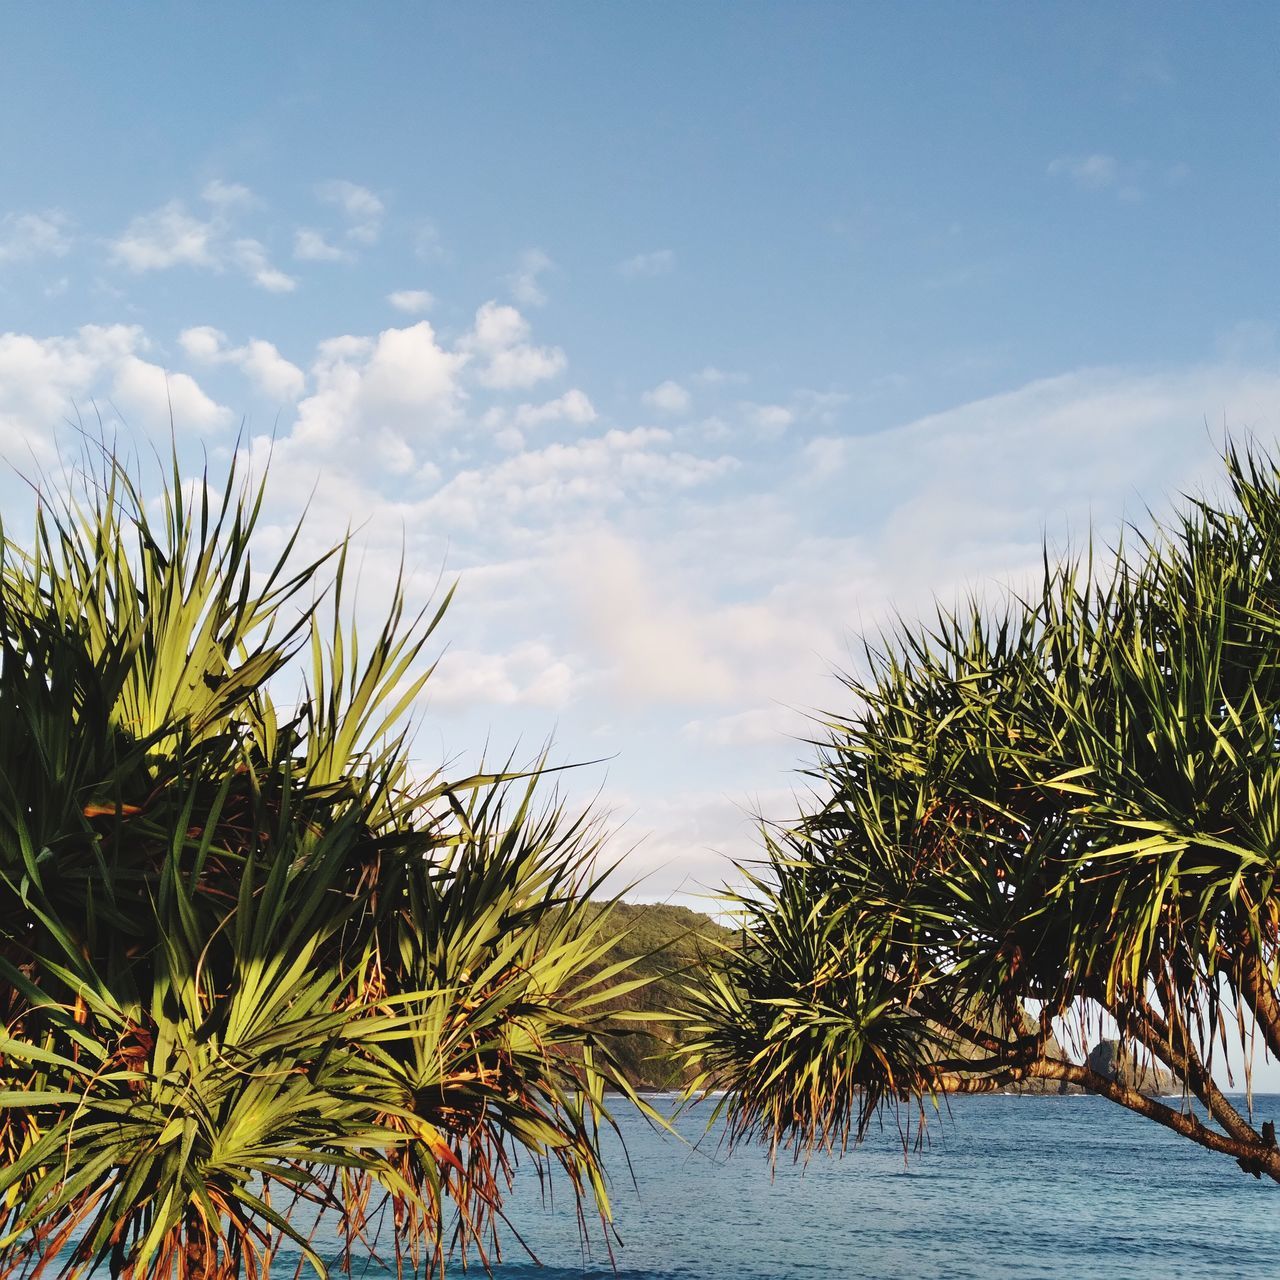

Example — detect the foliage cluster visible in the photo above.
[0,450,649,1278]
[683,443,1280,1182]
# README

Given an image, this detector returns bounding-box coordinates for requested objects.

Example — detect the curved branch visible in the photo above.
[924,1053,1280,1182]
[1124,984,1259,1149]
[1034,1059,1280,1182]
[1238,942,1280,1065]
[915,992,1042,1062]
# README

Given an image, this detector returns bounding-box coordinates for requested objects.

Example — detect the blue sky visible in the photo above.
[0,3,1278,916]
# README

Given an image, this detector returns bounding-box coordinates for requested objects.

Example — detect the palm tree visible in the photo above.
[683,441,1280,1182]
[0,445,650,1277]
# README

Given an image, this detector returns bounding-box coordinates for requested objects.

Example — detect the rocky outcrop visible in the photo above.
[1085,1039,1177,1095]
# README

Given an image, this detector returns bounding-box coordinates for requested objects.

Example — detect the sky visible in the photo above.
[0,3,1278,917]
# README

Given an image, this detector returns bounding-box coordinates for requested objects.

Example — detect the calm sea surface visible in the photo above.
[300,1092,1280,1279]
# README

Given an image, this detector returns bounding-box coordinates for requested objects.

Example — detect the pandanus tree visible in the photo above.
[684,442,1280,1182]
[0,448,649,1277]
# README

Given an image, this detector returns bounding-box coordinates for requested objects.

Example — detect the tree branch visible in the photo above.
[1237,940,1280,1065]
[1120,981,1260,1150]
[915,991,1042,1062]
[1033,1059,1280,1182]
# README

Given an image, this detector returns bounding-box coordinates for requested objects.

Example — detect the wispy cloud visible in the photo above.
[506,248,554,306]
[231,239,296,293]
[315,179,384,245]
[109,194,295,291]
[294,228,352,263]
[428,641,578,710]
[743,402,794,435]
[562,530,738,703]
[200,180,256,211]
[1047,153,1144,201]
[695,366,747,386]
[0,210,73,264]
[110,202,219,271]
[617,248,675,278]
[414,221,446,262]
[386,289,435,314]
[1047,153,1120,189]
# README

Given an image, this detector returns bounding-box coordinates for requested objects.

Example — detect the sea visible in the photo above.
[305,1092,1280,1279]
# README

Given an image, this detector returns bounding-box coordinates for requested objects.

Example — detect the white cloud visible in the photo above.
[466,302,528,352]
[110,202,217,271]
[201,180,255,211]
[618,249,675,278]
[288,320,468,458]
[387,289,435,314]
[461,302,566,390]
[315,179,384,244]
[745,402,794,434]
[294,228,351,263]
[801,435,848,474]
[643,380,691,415]
[233,339,305,402]
[1048,153,1120,190]
[109,198,294,291]
[180,326,306,402]
[111,355,231,432]
[373,426,416,475]
[358,324,466,414]
[810,362,1280,607]
[0,211,73,264]
[563,531,737,703]
[0,324,142,455]
[422,427,736,530]
[682,705,802,748]
[598,784,805,904]
[507,248,554,307]
[794,389,851,425]
[231,239,296,293]
[695,366,747,386]
[484,389,597,436]
[428,641,577,710]
[512,388,597,430]
[177,325,225,362]
[482,345,568,390]
[557,517,875,722]
[0,325,231,455]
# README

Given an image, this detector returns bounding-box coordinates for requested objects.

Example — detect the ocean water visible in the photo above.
[60,1092,1280,1277]
[458,1093,1280,1280]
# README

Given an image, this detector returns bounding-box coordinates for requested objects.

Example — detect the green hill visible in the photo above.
[582,900,734,1091]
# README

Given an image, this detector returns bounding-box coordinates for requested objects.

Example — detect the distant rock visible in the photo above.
[1086,1039,1178,1095]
